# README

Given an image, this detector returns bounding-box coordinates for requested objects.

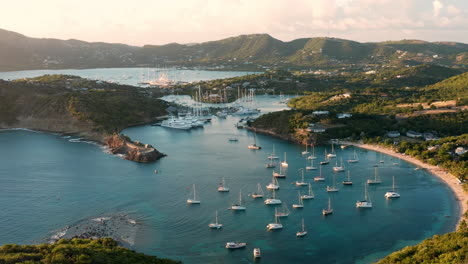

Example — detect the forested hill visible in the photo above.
[1,28,467,71]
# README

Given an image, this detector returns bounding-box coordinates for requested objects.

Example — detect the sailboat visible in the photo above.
[273,165,286,178]
[326,143,337,158]
[301,183,315,199]
[332,158,345,172]
[322,197,333,215]
[230,190,246,210]
[208,210,222,229]
[267,144,279,159]
[266,176,280,190]
[356,183,372,208]
[367,167,382,184]
[281,152,288,167]
[342,170,353,185]
[307,145,317,160]
[302,144,310,155]
[267,209,283,230]
[187,184,201,204]
[248,134,261,150]
[306,158,317,170]
[295,169,308,186]
[217,178,230,192]
[275,203,290,217]
[264,189,282,205]
[314,166,325,181]
[296,218,307,237]
[292,191,304,208]
[347,150,359,163]
[265,160,276,168]
[385,176,400,198]
[252,183,264,198]
[320,150,330,165]
[326,174,339,192]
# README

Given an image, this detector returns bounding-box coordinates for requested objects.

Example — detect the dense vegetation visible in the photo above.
[0,238,180,264]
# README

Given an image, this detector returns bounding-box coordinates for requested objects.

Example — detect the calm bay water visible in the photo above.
[0,96,459,264]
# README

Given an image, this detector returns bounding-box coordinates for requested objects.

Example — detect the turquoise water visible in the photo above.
[0,97,458,263]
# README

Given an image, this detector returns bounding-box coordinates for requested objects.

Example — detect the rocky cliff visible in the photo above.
[106,134,166,163]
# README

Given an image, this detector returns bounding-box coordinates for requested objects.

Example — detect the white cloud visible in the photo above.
[433,0,444,16]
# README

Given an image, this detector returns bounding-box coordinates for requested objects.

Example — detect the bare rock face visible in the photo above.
[105,134,166,163]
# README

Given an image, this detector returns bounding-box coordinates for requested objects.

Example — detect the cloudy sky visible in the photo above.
[1,0,467,45]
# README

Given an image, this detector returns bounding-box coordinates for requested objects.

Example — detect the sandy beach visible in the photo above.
[342,141,467,227]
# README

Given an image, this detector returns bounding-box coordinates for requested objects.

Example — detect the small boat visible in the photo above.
[367,167,382,184]
[252,183,264,198]
[320,150,330,165]
[272,165,286,178]
[347,150,359,163]
[326,174,339,192]
[342,170,353,185]
[332,158,345,172]
[340,145,347,149]
[296,218,307,237]
[253,248,261,258]
[264,189,282,205]
[385,176,401,199]
[281,152,288,167]
[301,183,315,199]
[217,178,230,192]
[326,143,337,158]
[306,159,317,170]
[356,183,372,208]
[267,209,283,230]
[292,191,304,208]
[208,210,222,229]
[187,184,201,204]
[322,197,333,215]
[314,166,325,182]
[265,162,276,168]
[228,137,239,142]
[266,176,280,190]
[267,144,279,160]
[230,190,246,210]
[301,144,310,155]
[307,145,317,160]
[248,134,261,150]
[226,242,246,249]
[275,203,290,217]
[295,169,308,186]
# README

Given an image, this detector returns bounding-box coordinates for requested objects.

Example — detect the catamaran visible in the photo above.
[230,189,246,210]
[252,183,264,198]
[326,143,337,158]
[266,176,280,190]
[187,184,201,204]
[306,158,317,170]
[322,197,333,215]
[314,166,325,181]
[281,152,288,167]
[367,167,382,184]
[301,183,315,199]
[326,174,339,192]
[217,178,230,192]
[275,203,290,217]
[292,191,304,208]
[302,144,310,155]
[296,218,307,237]
[342,170,353,185]
[385,176,401,198]
[332,158,345,172]
[208,210,222,229]
[267,144,279,159]
[348,150,359,163]
[295,169,308,186]
[356,183,372,208]
[267,209,283,230]
[264,189,282,205]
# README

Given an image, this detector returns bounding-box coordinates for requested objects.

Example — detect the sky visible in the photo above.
[1,0,467,46]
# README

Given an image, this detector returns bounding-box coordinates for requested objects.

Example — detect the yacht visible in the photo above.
[367,167,382,184]
[253,248,261,258]
[332,158,345,172]
[252,183,264,198]
[292,191,304,208]
[301,144,310,155]
[322,197,333,215]
[264,189,282,205]
[356,183,372,208]
[296,218,307,237]
[230,190,246,210]
[208,210,222,229]
[267,209,283,230]
[314,166,325,181]
[266,176,280,190]
[347,150,359,163]
[267,145,279,160]
[301,183,315,199]
[281,152,288,167]
[225,242,246,249]
[295,169,308,186]
[326,143,337,158]
[326,174,339,192]
[187,184,201,204]
[342,170,353,185]
[385,176,401,198]
[217,178,229,192]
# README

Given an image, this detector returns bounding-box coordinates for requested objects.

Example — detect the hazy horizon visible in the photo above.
[1,0,467,46]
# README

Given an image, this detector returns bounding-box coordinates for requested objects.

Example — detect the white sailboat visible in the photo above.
[266,176,280,190]
[295,169,308,186]
[320,150,330,165]
[248,134,261,150]
[267,209,283,230]
[326,174,339,192]
[265,161,276,168]
[275,203,290,217]
[332,158,345,172]
[296,218,307,237]
[301,183,315,199]
[322,197,333,215]
[347,150,359,163]
[292,191,304,208]
[264,189,282,205]
[356,183,372,208]
[208,210,222,229]
[326,143,337,158]
[252,183,264,198]
[367,167,382,184]
[273,164,286,178]
[267,144,279,159]
[314,166,325,181]
[230,189,246,210]
[187,184,201,204]
[281,152,288,167]
[217,178,230,192]
[307,145,317,160]
[342,170,353,185]
[226,242,246,249]
[385,176,401,198]
[302,144,309,155]
[306,158,317,170]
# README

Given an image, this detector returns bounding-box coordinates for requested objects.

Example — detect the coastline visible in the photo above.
[343,141,467,227]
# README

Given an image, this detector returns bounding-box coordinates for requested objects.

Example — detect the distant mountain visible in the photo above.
[1,28,467,71]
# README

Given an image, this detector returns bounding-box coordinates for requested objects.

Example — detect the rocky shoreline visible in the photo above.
[106,134,166,163]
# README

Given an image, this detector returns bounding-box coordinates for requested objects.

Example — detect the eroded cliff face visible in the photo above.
[105,134,166,163]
